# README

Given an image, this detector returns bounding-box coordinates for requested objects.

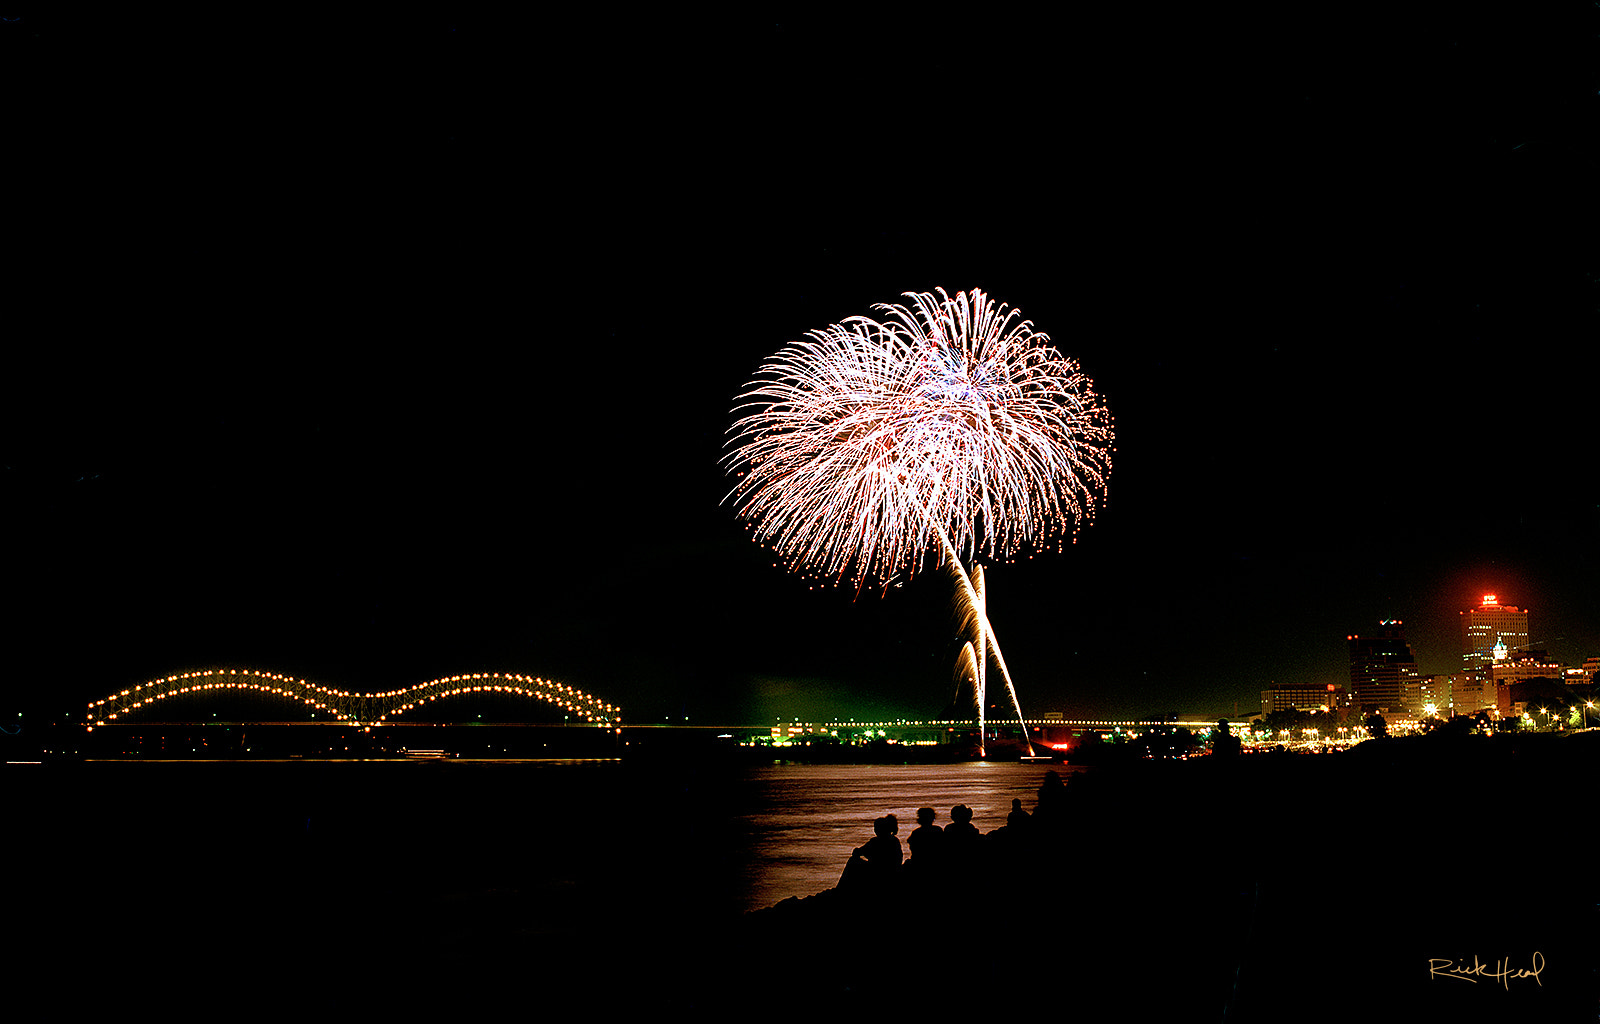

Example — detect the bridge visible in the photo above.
[79,669,1231,757]
[85,668,622,729]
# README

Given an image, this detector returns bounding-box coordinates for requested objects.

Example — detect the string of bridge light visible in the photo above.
[377,674,614,723]
[85,668,620,728]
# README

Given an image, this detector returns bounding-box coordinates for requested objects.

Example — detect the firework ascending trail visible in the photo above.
[723,288,1112,755]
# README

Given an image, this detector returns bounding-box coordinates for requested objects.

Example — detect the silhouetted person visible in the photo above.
[1032,770,1068,838]
[942,804,981,869]
[1211,719,1241,759]
[907,807,944,867]
[839,813,901,890]
[1007,797,1031,832]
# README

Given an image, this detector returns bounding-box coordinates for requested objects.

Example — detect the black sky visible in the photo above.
[5,9,1596,727]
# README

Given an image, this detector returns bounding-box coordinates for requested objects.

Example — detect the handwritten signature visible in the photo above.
[1428,952,1544,989]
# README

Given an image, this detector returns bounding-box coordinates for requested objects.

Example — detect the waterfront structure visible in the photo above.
[1348,620,1420,714]
[1461,595,1530,670]
[84,668,623,728]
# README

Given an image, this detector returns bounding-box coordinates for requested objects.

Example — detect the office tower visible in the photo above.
[1460,594,1530,669]
[1348,620,1418,713]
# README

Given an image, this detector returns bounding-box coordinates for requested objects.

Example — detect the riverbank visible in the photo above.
[726,731,1596,1020]
[9,733,1592,1017]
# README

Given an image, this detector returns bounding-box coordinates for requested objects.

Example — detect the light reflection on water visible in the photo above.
[734,762,1082,912]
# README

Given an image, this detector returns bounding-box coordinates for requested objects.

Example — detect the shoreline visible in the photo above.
[726,731,1596,1019]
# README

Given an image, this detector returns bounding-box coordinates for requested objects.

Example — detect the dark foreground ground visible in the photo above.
[10,732,1595,1020]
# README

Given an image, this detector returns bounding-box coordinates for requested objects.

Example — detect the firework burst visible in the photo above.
[724,288,1112,752]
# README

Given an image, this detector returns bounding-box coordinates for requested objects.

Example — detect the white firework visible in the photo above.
[724,287,1113,753]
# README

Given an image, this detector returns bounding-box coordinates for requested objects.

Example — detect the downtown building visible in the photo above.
[1446,672,1497,717]
[1405,673,1451,718]
[1348,620,1421,715]
[1460,594,1530,669]
[1260,683,1347,718]
[1455,595,1534,719]
[1490,655,1566,719]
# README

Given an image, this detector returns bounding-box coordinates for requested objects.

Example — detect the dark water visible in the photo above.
[9,758,1068,915]
[9,757,772,1009]
[11,747,1595,1018]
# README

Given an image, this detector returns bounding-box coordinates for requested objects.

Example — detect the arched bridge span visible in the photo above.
[86,668,621,728]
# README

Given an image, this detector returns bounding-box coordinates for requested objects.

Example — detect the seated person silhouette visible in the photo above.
[944,804,981,862]
[1007,797,1031,831]
[1032,770,1068,836]
[905,807,944,877]
[839,813,901,890]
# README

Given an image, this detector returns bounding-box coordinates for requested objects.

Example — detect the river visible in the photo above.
[10,757,1076,916]
[12,746,1591,1019]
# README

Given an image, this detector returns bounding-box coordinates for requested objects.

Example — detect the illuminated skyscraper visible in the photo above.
[1348,620,1419,714]
[1460,595,1530,670]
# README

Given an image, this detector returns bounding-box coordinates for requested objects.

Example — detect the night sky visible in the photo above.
[6,10,1595,729]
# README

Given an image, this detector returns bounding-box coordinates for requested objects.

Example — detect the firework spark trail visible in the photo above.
[931,517,1027,753]
[964,563,1030,753]
[951,563,989,744]
[724,288,1113,754]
